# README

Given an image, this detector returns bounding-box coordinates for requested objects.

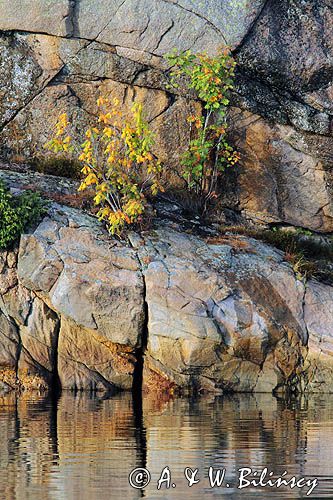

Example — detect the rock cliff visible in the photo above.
[0,0,332,231]
[0,201,332,395]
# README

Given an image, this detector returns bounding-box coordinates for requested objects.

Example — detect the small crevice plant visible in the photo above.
[0,181,47,250]
[166,48,240,213]
[45,97,163,235]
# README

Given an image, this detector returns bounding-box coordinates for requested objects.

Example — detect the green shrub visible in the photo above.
[0,181,47,250]
[165,48,240,213]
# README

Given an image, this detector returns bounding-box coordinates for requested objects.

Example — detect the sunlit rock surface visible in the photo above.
[0,203,332,394]
[1,205,144,392]
[0,1,332,231]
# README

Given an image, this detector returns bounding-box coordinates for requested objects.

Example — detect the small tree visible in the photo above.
[166,48,240,213]
[45,97,163,235]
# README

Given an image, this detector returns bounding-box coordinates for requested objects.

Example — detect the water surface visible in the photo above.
[0,392,333,499]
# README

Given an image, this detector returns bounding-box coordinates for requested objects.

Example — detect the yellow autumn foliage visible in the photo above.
[45,97,163,234]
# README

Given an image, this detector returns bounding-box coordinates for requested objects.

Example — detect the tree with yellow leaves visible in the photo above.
[45,97,163,235]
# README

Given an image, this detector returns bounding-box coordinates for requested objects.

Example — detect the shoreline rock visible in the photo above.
[0,202,332,395]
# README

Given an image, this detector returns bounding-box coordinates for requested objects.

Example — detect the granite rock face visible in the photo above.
[303,281,333,393]
[229,108,333,231]
[133,229,307,394]
[18,205,145,346]
[236,0,333,114]
[0,0,256,166]
[0,1,69,36]
[18,296,59,388]
[0,310,19,388]
[1,1,332,231]
[231,0,333,231]
[0,204,332,394]
[0,0,265,49]
[0,205,145,392]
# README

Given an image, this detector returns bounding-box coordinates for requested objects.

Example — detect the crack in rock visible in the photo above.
[65,0,81,38]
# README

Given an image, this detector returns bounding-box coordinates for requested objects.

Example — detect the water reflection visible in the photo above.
[0,392,332,499]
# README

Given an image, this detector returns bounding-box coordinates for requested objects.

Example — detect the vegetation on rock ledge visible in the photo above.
[219,225,333,284]
[43,48,239,235]
[31,156,82,180]
[0,180,47,249]
[45,98,163,235]
[166,48,240,213]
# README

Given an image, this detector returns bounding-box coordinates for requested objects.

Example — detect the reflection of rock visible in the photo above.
[0,393,58,499]
[142,393,328,498]
[0,391,333,498]
[56,392,141,499]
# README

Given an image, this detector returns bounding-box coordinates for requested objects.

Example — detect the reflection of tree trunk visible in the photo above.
[133,389,147,498]
[49,392,60,463]
[132,290,148,496]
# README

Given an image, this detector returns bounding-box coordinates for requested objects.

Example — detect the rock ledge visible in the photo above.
[0,203,332,395]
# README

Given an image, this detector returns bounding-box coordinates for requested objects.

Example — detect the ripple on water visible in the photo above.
[0,392,332,499]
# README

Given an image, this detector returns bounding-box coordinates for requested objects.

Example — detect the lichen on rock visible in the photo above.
[0,1,332,232]
[0,201,332,395]
[0,1,333,395]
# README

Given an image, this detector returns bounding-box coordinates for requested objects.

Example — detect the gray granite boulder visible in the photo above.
[0,200,332,394]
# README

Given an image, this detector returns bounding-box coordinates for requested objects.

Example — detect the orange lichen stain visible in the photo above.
[206,235,257,254]
[142,364,178,395]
